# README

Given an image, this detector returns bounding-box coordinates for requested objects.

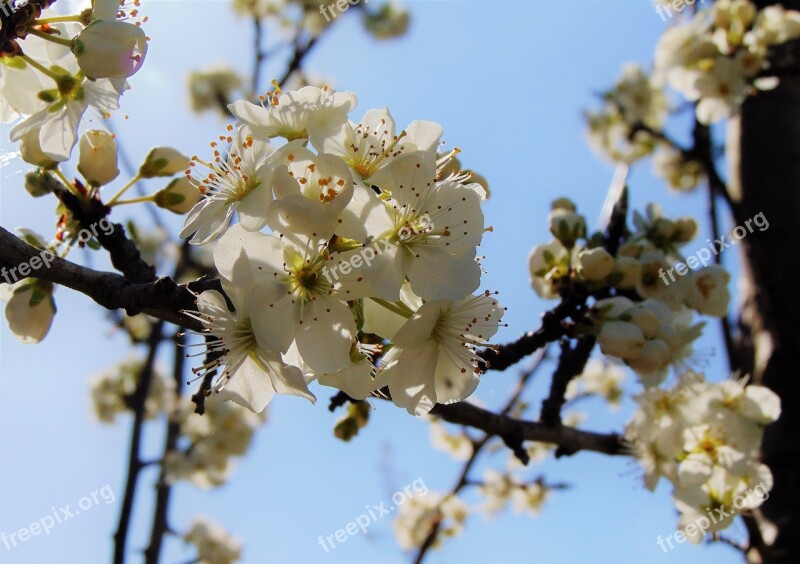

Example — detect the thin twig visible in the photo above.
[144,331,185,563]
[413,354,548,564]
[251,16,266,96]
[113,320,165,564]
[707,178,738,372]
[539,336,596,427]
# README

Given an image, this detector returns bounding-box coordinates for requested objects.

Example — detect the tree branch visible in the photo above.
[479,292,586,372]
[113,320,165,564]
[430,401,626,458]
[0,0,56,56]
[53,183,157,283]
[413,353,549,563]
[144,332,185,563]
[276,35,318,88]
[539,336,596,427]
[0,225,220,330]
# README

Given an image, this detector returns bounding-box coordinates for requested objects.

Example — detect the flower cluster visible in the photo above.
[654,0,800,124]
[183,516,242,564]
[478,469,550,517]
[565,358,626,410]
[2,0,149,162]
[626,372,780,542]
[429,419,474,461]
[393,492,468,551]
[586,1,800,179]
[181,85,504,416]
[585,64,667,163]
[165,397,265,488]
[529,201,727,386]
[89,356,174,423]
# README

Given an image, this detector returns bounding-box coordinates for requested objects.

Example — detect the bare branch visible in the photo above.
[0,225,218,330]
[430,401,626,458]
[144,333,185,563]
[113,320,165,564]
[539,336,596,426]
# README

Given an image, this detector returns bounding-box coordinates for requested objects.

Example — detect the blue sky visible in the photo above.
[1,1,743,563]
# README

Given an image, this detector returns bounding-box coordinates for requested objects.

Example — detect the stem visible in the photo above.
[369,297,413,318]
[18,53,61,83]
[110,194,156,207]
[31,15,83,24]
[52,167,84,198]
[113,321,165,564]
[27,27,74,47]
[107,174,142,206]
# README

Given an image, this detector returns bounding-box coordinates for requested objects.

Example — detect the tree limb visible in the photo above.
[0,225,221,330]
[430,401,626,458]
[113,320,165,564]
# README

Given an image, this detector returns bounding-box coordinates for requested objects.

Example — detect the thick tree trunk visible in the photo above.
[727,3,800,558]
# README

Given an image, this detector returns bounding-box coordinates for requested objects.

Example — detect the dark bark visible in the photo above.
[727,3,800,558]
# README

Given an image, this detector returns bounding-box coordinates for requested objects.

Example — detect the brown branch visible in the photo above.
[707,175,739,373]
[113,320,165,564]
[0,225,221,330]
[144,332,185,563]
[0,0,56,56]
[276,35,318,88]
[251,16,266,96]
[430,401,626,458]
[413,353,548,564]
[52,182,157,283]
[539,336,596,427]
[479,292,585,372]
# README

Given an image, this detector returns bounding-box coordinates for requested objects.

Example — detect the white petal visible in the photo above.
[216,352,276,412]
[258,349,315,404]
[434,351,479,405]
[236,185,272,231]
[318,360,378,400]
[383,345,438,415]
[247,282,296,353]
[213,226,284,284]
[4,286,56,344]
[294,297,355,373]
[406,245,480,301]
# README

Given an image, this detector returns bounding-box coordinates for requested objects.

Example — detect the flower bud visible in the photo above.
[71,20,148,79]
[611,256,641,288]
[363,4,410,40]
[686,265,730,317]
[551,197,577,212]
[623,305,661,339]
[78,130,119,187]
[528,240,569,299]
[673,217,698,243]
[593,297,635,319]
[139,147,191,178]
[0,280,56,344]
[626,339,671,378]
[577,248,615,281]
[650,217,675,242]
[598,321,646,359]
[19,128,58,169]
[154,178,201,214]
[548,208,586,249]
[25,170,53,198]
